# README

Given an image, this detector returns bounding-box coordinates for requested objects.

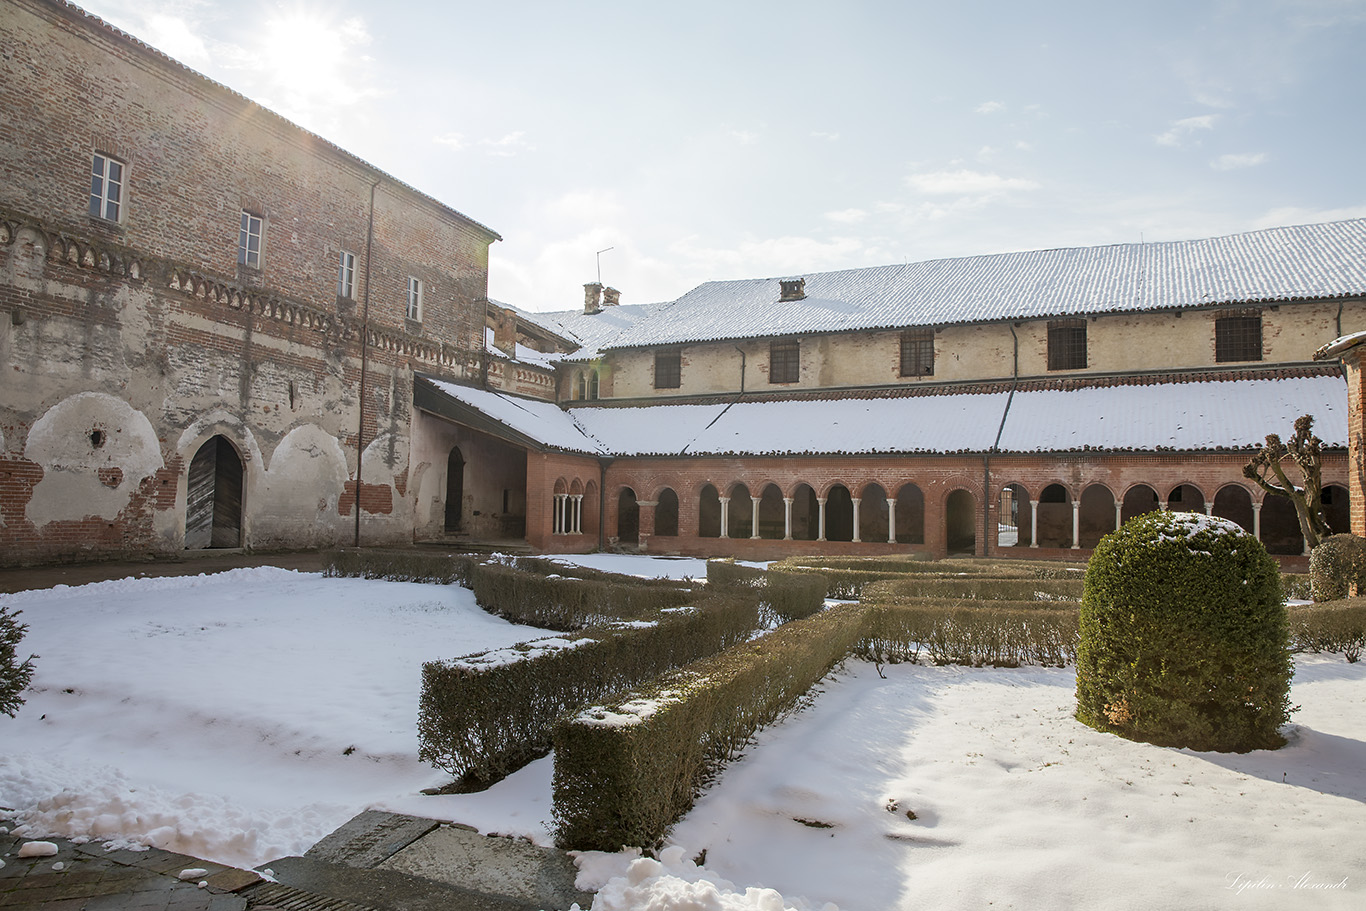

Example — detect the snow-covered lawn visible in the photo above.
[2,555,1362,910]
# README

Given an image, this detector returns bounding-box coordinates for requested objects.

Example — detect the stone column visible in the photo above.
[751,496,762,539]
[783,497,793,540]
[817,497,828,542]
[636,500,656,551]
[887,499,897,544]
[1252,502,1262,540]
[1114,502,1123,530]
[719,496,730,539]
[572,495,584,534]
[1071,500,1080,549]
[851,498,862,543]
[1029,499,1039,548]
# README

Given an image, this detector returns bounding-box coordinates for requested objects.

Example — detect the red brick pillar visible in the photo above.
[1315,337,1366,537]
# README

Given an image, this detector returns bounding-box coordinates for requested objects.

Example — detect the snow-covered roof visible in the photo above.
[596,219,1366,350]
[511,302,661,360]
[419,373,1348,457]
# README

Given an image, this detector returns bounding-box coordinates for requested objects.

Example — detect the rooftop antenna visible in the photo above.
[596,246,614,284]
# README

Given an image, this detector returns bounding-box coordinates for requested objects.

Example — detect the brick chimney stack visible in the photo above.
[602,287,621,307]
[779,278,807,302]
[584,282,603,314]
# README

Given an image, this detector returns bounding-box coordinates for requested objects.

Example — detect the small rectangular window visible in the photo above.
[654,351,681,389]
[900,328,934,377]
[238,211,263,269]
[407,276,423,321]
[1047,319,1087,371]
[770,340,800,384]
[89,153,124,222]
[337,250,355,299]
[1216,310,1262,362]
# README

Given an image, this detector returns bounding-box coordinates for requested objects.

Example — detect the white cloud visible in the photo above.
[481,131,534,157]
[1253,205,1366,229]
[731,130,760,146]
[670,234,866,281]
[1156,115,1218,147]
[824,208,868,224]
[905,169,1040,196]
[975,101,1006,114]
[433,132,467,151]
[140,13,211,68]
[1211,152,1268,171]
[811,131,840,142]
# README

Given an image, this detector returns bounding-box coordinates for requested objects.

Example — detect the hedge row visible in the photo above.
[705,560,828,623]
[858,599,1080,667]
[321,548,480,586]
[865,576,1084,602]
[418,592,761,783]
[469,563,694,630]
[551,602,867,851]
[1290,599,1366,662]
[512,556,702,589]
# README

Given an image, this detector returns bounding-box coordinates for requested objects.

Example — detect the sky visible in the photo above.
[68,0,1366,312]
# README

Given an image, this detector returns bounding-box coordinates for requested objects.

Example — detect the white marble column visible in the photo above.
[1029,499,1039,548]
[851,497,862,543]
[817,497,828,542]
[887,500,897,544]
[1071,500,1080,549]
[719,496,730,539]
[783,497,793,540]
[751,496,762,540]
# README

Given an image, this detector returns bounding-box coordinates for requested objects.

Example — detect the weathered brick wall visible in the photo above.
[0,0,496,565]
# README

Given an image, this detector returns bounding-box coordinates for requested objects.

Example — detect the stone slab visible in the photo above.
[377,826,593,911]
[260,855,538,911]
[303,811,439,869]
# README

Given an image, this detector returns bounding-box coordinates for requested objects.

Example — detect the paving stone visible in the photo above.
[202,869,261,894]
[303,812,439,869]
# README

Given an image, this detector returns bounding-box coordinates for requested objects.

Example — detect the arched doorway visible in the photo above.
[699,484,721,538]
[1213,485,1255,534]
[826,485,854,542]
[1079,484,1116,548]
[861,483,889,543]
[617,487,639,545]
[1260,495,1304,555]
[998,483,1028,547]
[1322,484,1350,536]
[1168,484,1206,513]
[758,484,785,539]
[791,483,819,541]
[444,447,464,532]
[895,483,925,544]
[1121,485,1160,524]
[946,489,976,554]
[655,488,679,537]
[728,483,753,539]
[186,435,243,549]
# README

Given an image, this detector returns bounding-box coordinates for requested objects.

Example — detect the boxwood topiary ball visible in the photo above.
[1076,510,1292,752]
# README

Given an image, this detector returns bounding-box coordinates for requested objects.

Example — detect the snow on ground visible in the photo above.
[0,567,562,867]
[2,556,1362,910]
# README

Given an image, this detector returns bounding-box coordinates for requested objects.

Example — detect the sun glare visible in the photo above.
[254,3,373,123]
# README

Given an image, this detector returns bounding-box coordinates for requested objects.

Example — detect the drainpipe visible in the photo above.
[1337,299,1344,340]
[734,346,747,394]
[354,180,379,547]
[984,325,1021,555]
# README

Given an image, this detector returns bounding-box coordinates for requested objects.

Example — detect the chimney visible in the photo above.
[584,282,603,314]
[779,278,806,302]
[492,307,516,357]
[602,286,621,307]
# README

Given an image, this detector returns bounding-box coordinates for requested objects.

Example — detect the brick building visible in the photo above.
[425,221,1366,564]
[0,0,505,565]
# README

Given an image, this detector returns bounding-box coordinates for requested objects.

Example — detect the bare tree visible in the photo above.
[1243,414,1330,549]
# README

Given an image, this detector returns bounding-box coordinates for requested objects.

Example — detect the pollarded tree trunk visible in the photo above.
[1242,414,1330,549]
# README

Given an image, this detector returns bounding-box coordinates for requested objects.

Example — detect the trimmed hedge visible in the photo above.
[1290,599,1366,663]
[513,556,703,589]
[322,548,480,586]
[419,593,761,783]
[864,576,1084,602]
[552,602,867,852]
[469,562,694,630]
[859,598,1080,667]
[705,560,828,623]
[1308,534,1366,603]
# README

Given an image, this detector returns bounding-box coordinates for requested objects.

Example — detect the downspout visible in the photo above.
[354,179,379,546]
[984,325,1021,555]
[735,346,747,394]
[1337,299,1344,340]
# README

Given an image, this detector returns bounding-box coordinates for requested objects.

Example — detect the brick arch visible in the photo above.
[552,477,569,496]
[1166,481,1208,513]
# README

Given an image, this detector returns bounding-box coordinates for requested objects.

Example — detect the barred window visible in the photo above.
[89,153,125,222]
[900,328,934,377]
[1047,319,1087,371]
[1215,310,1262,362]
[654,351,681,389]
[770,340,800,384]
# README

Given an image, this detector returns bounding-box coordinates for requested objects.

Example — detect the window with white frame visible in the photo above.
[406,276,423,321]
[337,250,356,299]
[238,211,263,269]
[89,152,125,222]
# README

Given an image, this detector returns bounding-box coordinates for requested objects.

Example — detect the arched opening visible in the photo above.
[444,446,465,532]
[727,483,753,539]
[1260,495,1304,555]
[825,485,854,542]
[894,483,925,544]
[1322,484,1350,536]
[1213,485,1255,534]
[861,483,889,543]
[1121,485,1160,524]
[1079,484,1116,548]
[583,481,600,538]
[655,488,679,537]
[946,489,976,554]
[186,435,243,549]
[617,487,639,545]
[791,483,819,541]
[699,484,721,538]
[758,484,785,539]
[997,483,1029,547]
[1037,483,1071,548]
[589,369,600,400]
[576,373,586,400]
[1168,484,1206,513]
